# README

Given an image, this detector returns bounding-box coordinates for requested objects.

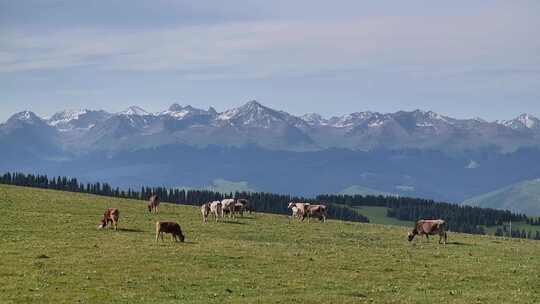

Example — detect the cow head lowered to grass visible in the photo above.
[97,208,120,230]
[408,219,447,244]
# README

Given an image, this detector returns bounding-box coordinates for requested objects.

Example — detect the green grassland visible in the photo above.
[355,206,414,227]
[1,185,540,303]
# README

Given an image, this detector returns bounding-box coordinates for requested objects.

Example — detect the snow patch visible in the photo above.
[466,160,480,169]
[120,106,150,116]
[48,109,89,126]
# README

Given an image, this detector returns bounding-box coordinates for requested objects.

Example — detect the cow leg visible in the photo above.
[440,232,447,244]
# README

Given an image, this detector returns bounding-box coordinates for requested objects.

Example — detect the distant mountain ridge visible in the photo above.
[2,100,539,154]
[2,101,540,213]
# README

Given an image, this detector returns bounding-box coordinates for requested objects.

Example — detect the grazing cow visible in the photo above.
[97,208,120,230]
[221,199,236,218]
[201,203,211,223]
[288,202,310,221]
[305,204,328,222]
[210,201,223,221]
[233,202,245,217]
[408,219,448,244]
[237,199,253,214]
[155,221,185,242]
[289,205,300,220]
[148,195,160,213]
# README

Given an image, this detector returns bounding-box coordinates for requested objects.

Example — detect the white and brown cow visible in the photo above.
[221,199,236,218]
[289,205,300,220]
[201,203,211,223]
[155,221,185,242]
[97,208,120,230]
[148,194,160,213]
[287,202,310,221]
[210,201,223,221]
[408,219,448,244]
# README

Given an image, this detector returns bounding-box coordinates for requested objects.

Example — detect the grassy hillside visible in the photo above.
[355,206,414,227]
[1,185,540,303]
[463,179,540,215]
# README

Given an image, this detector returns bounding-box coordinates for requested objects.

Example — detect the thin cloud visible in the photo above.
[0,7,538,78]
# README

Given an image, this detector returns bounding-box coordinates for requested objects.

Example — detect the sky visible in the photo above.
[1,0,539,122]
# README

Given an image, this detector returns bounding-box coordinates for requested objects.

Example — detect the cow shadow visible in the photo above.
[446,241,472,246]
[237,216,256,220]
[220,220,247,225]
[117,228,145,233]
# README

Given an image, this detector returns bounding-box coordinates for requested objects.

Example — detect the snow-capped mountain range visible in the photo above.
[2,100,540,153]
[3,101,540,210]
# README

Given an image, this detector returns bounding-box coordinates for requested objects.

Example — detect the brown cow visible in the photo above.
[305,204,328,222]
[155,221,185,242]
[148,194,160,213]
[97,208,119,230]
[408,219,448,244]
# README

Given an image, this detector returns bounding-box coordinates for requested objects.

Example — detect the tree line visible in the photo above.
[0,172,368,223]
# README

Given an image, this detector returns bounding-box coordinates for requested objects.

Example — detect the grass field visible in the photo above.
[355,206,414,227]
[1,185,540,303]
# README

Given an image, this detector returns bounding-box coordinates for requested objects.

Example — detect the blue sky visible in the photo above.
[1,0,539,121]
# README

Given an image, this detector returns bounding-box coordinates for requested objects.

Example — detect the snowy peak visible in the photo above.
[48,109,90,126]
[160,103,214,120]
[219,100,271,121]
[119,106,150,116]
[6,111,45,127]
[46,109,112,131]
[10,111,41,122]
[328,112,379,128]
[217,100,304,129]
[498,113,540,130]
[301,113,328,126]
[1,111,55,134]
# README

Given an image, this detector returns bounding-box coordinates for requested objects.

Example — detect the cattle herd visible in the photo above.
[96,195,448,244]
